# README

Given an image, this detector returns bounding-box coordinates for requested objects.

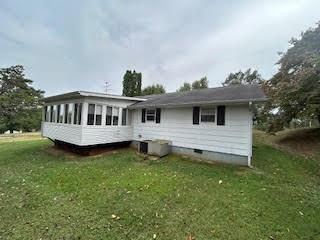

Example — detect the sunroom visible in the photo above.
[41,91,144,146]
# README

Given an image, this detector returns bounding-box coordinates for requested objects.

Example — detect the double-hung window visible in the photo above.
[67,104,73,124]
[73,103,82,125]
[146,109,155,121]
[95,105,102,125]
[64,104,69,124]
[59,104,64,123]
[122,108,127,126]
[87,104,95,125]
[106,106,112,125]
[44,106,48,122]
[113,107,119,125]
[200,107,215,123]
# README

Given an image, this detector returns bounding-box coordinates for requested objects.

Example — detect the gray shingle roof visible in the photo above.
[129,84,267,108]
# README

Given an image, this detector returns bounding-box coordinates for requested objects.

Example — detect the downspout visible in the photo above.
[248,101,253,167]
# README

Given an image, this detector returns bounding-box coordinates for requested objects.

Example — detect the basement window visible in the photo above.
[194,149,203,154]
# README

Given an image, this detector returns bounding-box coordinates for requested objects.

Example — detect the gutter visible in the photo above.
[128,97,269,109]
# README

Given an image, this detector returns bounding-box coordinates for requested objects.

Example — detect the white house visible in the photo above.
[41,85,267,166]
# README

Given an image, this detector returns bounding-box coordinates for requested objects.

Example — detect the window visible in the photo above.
[73,103,82,125]
[127,110,132,125]
[113,107,119,125]
[122,108,127,126]
[44,106,48,122]
[50,106,54,122]
[64,104,69,124]
[73,103,78,124]
[78,103,82,125]
[87,104,95,125]
[52,105,57,122]
[95,105,102,125]
[146,109,155,121]
[201,107,215,122]
[58,104,64,123]
[67,104,73,124]
[106,106,112,125]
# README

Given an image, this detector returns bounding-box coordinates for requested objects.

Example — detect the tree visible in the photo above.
[269,22,320,124]
[0,65,44,133]
[122,70,142,97]
[176,77,208,92]
[141,84,166,96]
[177,82,192,92]
[192,76,208,89]
[222,68,264,86]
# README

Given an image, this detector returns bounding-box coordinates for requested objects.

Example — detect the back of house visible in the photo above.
[42,85,267,166]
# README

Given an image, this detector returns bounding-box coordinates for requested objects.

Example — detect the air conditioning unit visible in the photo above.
[139,139,171,157]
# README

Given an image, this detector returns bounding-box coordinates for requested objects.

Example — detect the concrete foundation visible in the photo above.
[131,140,249,166]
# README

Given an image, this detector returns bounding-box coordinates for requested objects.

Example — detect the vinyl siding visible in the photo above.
[42,98,136,146]
[42,122,82,145]
[81,126,133,145]
[133,105,251,156]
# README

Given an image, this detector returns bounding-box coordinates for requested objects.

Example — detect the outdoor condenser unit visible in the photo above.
[139,139,171,157]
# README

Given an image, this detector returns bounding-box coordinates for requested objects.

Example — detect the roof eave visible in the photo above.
[128,98,268,109]
[43,91,147,103]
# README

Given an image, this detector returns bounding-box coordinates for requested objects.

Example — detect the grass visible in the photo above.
[0,130,320,239]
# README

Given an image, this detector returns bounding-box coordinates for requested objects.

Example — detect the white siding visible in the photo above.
[133,105,251,156]
[42,122,82,145]
[81,126,133,145]
[42,97,135,146]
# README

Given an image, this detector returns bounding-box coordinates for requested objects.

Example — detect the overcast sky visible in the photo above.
[0,0,319,96]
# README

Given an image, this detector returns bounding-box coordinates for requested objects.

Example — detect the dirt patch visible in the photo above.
[255,128,320,160]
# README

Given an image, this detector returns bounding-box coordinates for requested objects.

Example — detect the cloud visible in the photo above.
[0,0,319,96]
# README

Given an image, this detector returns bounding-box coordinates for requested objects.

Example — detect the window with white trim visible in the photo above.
[201,107,215,122]
[87,104,95,125]
[146,109,155,121]
[73,103,82,125]
[122,108,127,125]
[113,107,119,125]
[58,104,64,123]
[67,104,73,124]
[52,105,57,122]
[44,106,48,122]
[106,106,112,125]
[64,104,69,124]
[95,105,102,125]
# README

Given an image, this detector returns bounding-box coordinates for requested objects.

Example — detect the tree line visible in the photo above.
[0,22,319,133]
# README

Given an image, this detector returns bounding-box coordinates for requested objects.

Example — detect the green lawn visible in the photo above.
[0,133,320,239]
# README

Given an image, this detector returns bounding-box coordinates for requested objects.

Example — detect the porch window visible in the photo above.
[50,106,54,122]
[52,105,57,122]
[73,103,78,124]
[201,107,215,122]
[95,105,102,125]
[87,104,95,125]
[58,104,64,123]
[44,106,49,122]
[64,104,69,124]
[146,109,155,121]
[106,106,112,125]
[77,103,82,125]
[113,107,119,125]
[67,104,73,124]
[122,108,127,126]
